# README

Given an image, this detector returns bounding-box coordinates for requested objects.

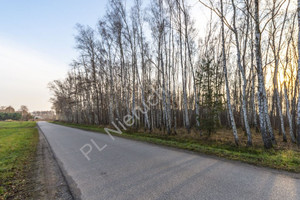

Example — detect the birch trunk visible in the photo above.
[108,45,115,124]
[254,0,272,148]
[137,11,151,131]
[220,0,239,145]
[177,0,190,133]
[250,30,258,132]
[263,80,276,144]
[231,0,252,145]
[271,0,290,142]
[284,16,296,143]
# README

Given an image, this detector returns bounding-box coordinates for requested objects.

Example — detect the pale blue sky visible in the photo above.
[0,0,208,112]
[0,0,108,111]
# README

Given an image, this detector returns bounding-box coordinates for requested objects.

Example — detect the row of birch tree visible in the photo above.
[49,0,300,148]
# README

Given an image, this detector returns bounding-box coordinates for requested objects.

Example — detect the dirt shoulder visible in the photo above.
[30,129,73,200]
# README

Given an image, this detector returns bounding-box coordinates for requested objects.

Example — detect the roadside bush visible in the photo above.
[0,113,21,121]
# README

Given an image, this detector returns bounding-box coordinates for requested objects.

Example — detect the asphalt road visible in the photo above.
[38,121,300,200]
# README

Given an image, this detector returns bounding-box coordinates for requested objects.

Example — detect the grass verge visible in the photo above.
[52,121,300,173]
[0,121,38,199]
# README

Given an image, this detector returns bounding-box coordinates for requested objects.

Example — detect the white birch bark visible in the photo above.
[284,17,296,143]
[177,0,190,132]
[250,31,258,132]
[254,0,272,148]
[108,45,115,124]
[263,87,276,144]
[220,0,239,145]
[231,0,252,145]
[284,83,296,142]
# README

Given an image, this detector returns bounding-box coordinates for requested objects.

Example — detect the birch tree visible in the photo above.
[220,0,239,145]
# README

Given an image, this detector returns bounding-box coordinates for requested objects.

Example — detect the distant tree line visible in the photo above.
[49,0,300,148]
[31,111,56,120]
[0,113,21,121]
[0,105,32,121]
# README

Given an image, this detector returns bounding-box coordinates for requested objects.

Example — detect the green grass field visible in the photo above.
[0,121,38,199]
[53,121,300,173]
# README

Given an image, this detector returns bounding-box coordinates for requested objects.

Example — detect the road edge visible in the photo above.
[37,122,80,200]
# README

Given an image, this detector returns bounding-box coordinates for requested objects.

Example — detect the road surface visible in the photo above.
[38,122,300,200]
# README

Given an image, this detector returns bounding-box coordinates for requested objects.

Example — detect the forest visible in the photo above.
[49,0,300,149]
